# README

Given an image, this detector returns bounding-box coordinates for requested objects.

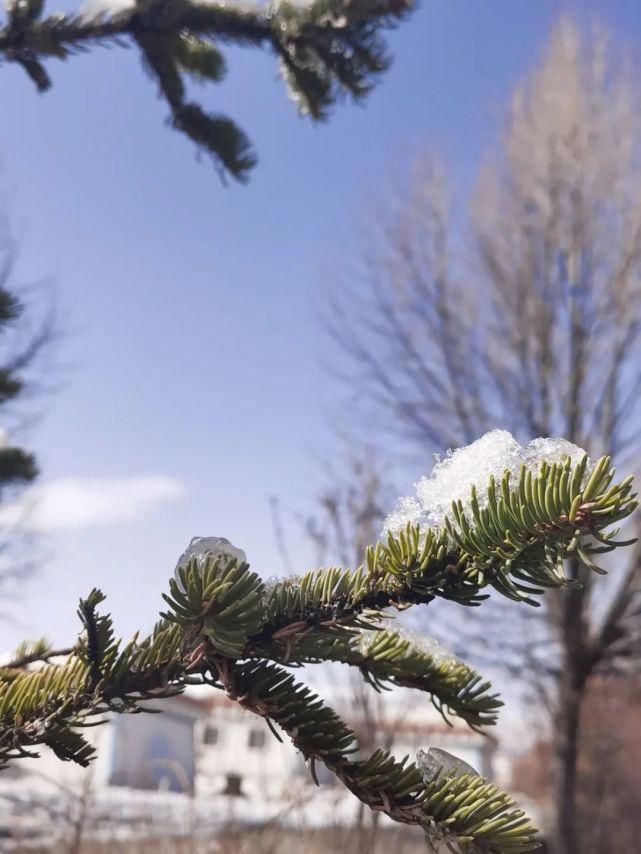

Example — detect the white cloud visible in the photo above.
[0,477,185,533]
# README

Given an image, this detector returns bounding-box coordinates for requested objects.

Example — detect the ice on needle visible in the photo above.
[417,747,479,783]
[383,429,591,536]
[174,536,247,589]
[358,629,458,666]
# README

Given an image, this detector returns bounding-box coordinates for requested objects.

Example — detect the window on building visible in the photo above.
[248,728,266,749]
[203,725,219,745]
[222,773,244,797]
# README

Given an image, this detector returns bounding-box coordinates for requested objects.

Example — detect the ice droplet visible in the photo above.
[383,430,591,536]
[174,537,247,589]
[416,747,478,783]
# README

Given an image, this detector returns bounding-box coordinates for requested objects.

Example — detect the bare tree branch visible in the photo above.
[324,17,641,854]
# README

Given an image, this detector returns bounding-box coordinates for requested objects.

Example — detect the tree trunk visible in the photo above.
[553,672,584,854]
[552,551,589,854]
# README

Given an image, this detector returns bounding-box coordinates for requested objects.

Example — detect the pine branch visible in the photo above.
[0,605,185,766]
[255,627,503,729]
[216,657,539,853]
[0,0,414,180]
[248,456,636,647]
[0,453,636,852]
[6,639,73,669]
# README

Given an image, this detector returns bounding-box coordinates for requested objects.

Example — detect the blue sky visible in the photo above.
[1,0,640,649]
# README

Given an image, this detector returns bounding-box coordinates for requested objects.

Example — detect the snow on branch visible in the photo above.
[0,435,636,853]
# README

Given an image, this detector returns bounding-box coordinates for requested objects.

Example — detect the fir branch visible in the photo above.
[256,627,503,729]
[214,656,538,852]
[0,0,414,180]
[252,455,637,648]
[6,640,73,669]
[0,454,636,852]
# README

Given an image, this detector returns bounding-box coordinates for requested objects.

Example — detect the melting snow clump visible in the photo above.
[522,437,588,471]
[358,629,458,666]
[383,429,591,536]
[263,575,282,596]
[417,635,458,665]
[263,574,303,598]
[397,629,458,666]
[174,536,247,589]
[416,747,479,783]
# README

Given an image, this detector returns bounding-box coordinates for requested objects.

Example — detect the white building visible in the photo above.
[195,689,494,807]
[0,683,496,844]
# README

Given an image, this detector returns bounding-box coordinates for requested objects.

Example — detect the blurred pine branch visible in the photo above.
[0,0,413,180]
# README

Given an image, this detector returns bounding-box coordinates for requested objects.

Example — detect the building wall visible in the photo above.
[194,693,494,809]
[196,702,298,801]
[0,688,496,838]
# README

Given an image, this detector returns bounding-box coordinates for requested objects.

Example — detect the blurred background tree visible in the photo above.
[303,452,392,852]
[0,220,51,596]
[326,18,641,854]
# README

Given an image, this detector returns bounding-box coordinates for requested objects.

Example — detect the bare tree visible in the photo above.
[302,450,415,854]
[0,213,54,597]
[305,449,390,571]
[327,18,641,854]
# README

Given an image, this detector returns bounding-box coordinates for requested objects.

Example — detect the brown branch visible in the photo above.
[5,646,74,670]
[590,537,641,670]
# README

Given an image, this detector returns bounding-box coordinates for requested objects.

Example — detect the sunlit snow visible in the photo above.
[383,430,590,536]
